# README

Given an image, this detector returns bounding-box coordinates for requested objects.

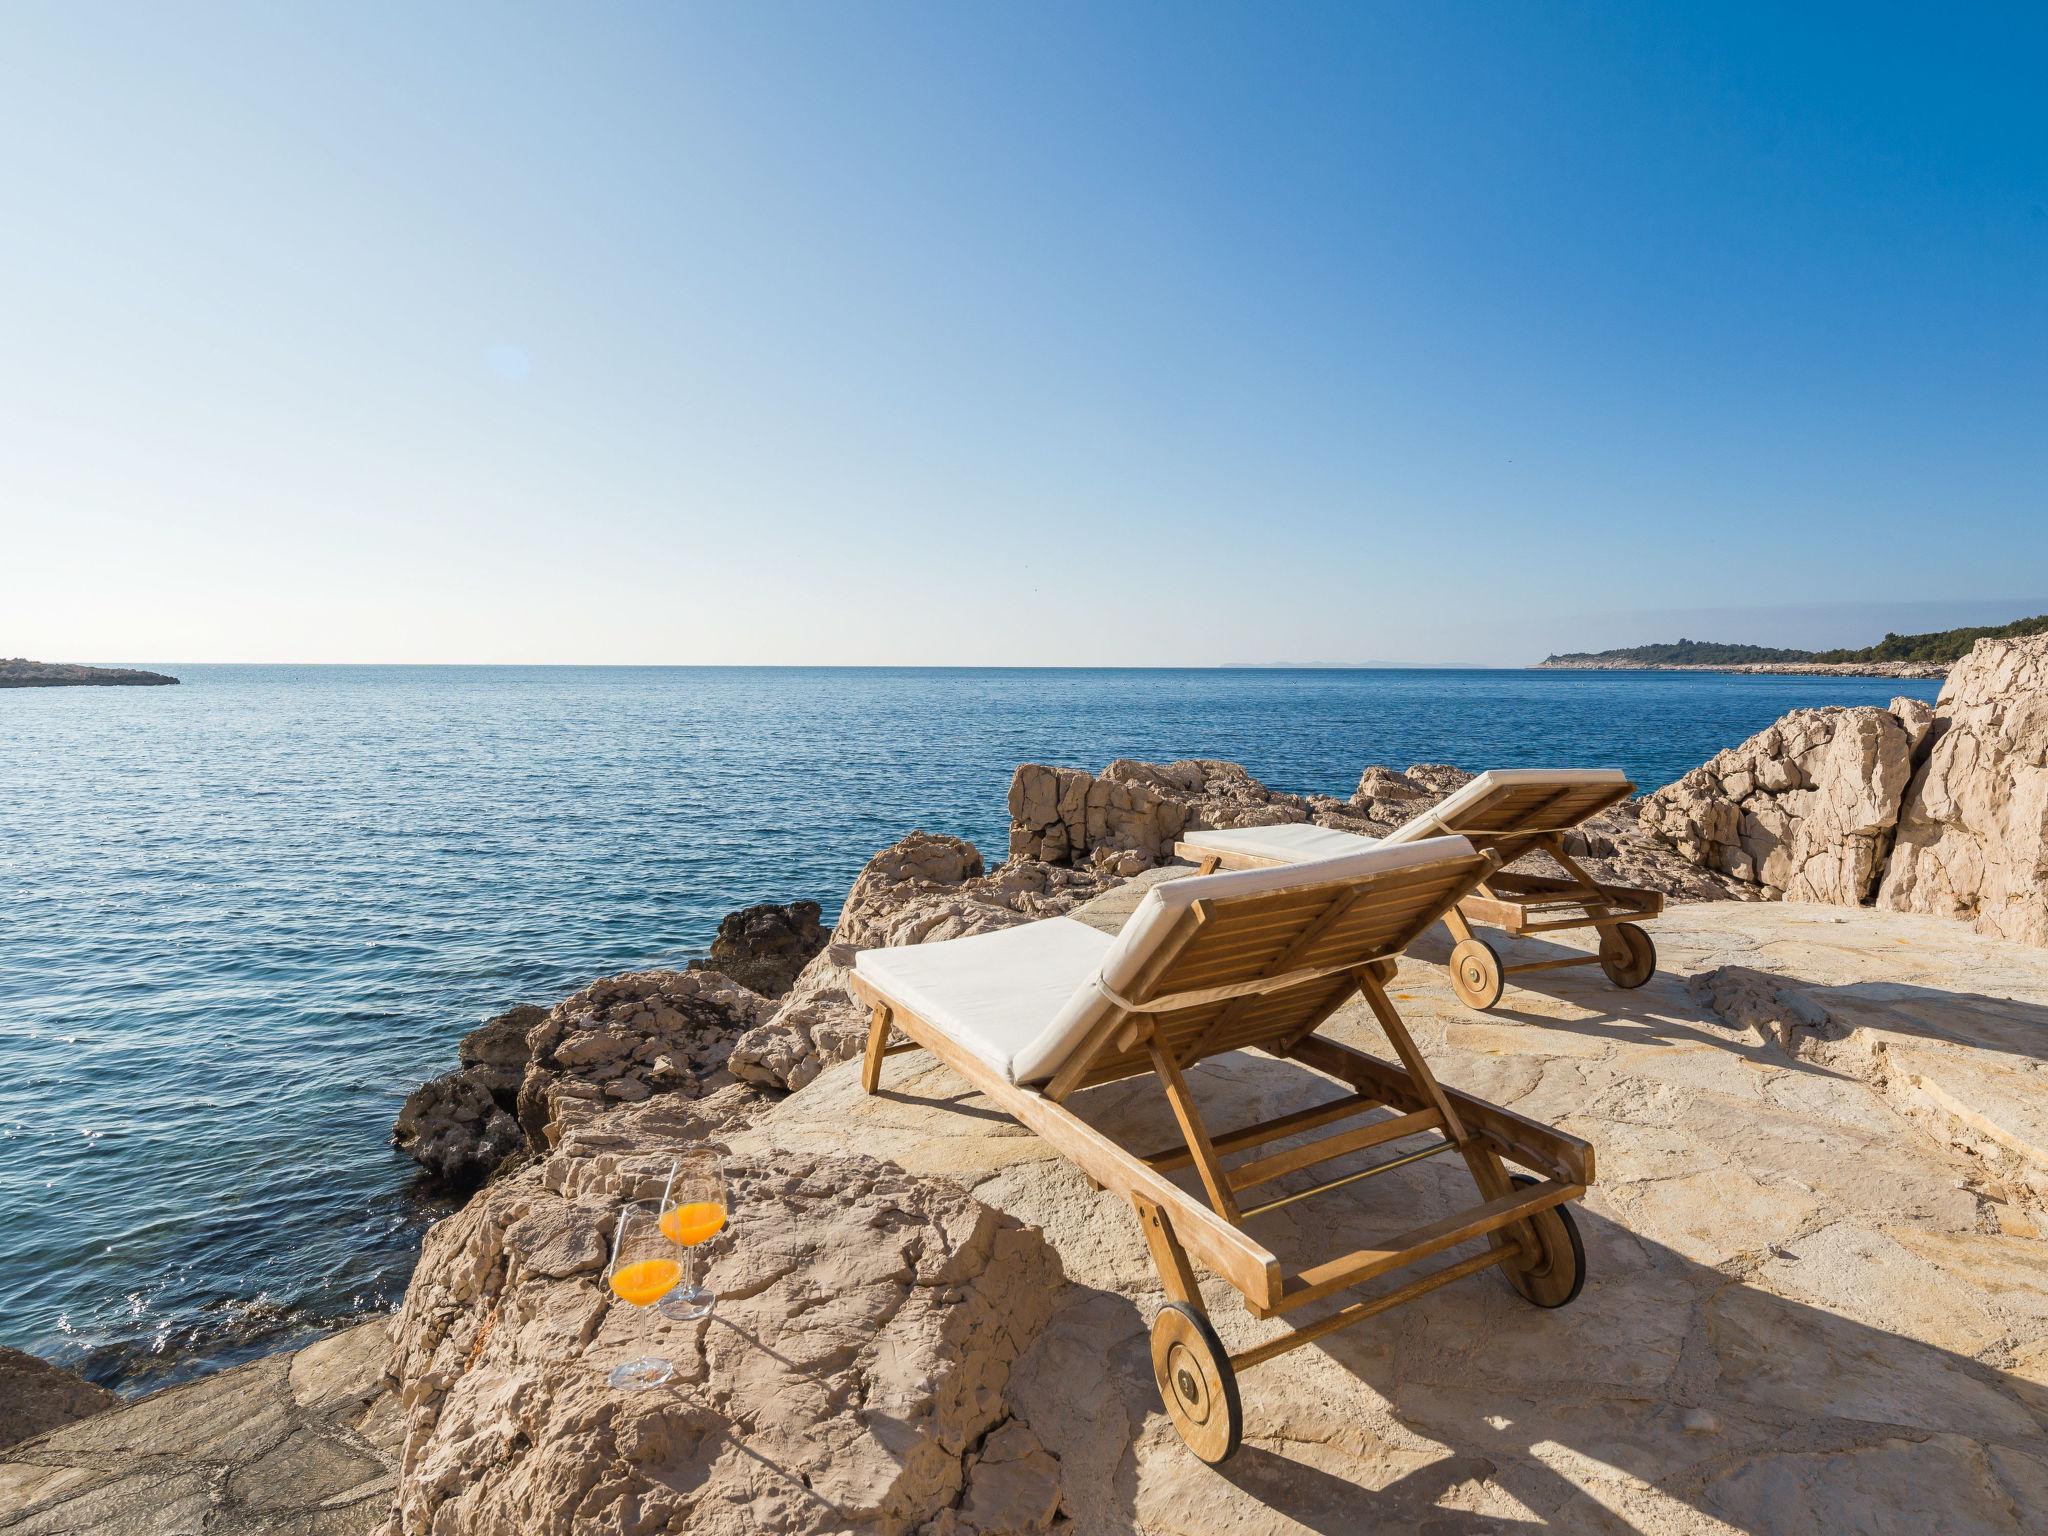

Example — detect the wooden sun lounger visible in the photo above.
[848,836,1592,1463]
[1174,768,1662,1011]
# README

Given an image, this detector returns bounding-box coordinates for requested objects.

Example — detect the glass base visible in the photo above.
[608,1356,675,1390]
[658,1281,715,1322]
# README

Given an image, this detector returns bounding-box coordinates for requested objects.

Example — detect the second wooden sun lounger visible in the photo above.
[848,836,1593,1463]
[1174,767,1661,1010]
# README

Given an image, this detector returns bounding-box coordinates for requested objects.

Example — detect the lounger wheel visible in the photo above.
[1597,923,1656,990]
[1448,938,1506,1010]
[1491,1174,1586,1309]
[1150,1302,1242,1464]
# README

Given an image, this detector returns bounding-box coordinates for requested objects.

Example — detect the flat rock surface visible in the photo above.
[0,1319,399,1534]
[758,889,2048,1533]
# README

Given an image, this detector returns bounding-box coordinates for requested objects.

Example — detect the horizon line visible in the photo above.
[37,659,1542,672]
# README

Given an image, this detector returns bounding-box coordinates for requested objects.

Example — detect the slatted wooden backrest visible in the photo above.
[1396,774,1634,871]
[1058,842,1489,1091]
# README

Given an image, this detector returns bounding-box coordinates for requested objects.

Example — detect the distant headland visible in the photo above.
[1,659,180,688]
[1534,612,2048,678]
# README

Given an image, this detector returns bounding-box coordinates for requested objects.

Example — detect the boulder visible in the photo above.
[727,833,1113,1092]
[1349,762,1439,823]
[0,1347,117,1450]
[1881,633,2048,945]
[393,1070,526,1187]
[516,970,775,1150]
[393,1004,548,1185]
[689,899,827,997]
[1637,706,1917,902]
[1007,759,1308,871]
[385,1097,1066,1536]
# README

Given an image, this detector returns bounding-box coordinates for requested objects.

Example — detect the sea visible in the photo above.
[0,665,1942,1390]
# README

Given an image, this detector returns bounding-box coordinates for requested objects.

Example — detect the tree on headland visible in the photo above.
[1544,613,2048,667]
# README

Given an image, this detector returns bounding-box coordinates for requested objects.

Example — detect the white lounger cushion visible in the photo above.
[854,917,1115,1084]
[1187,823,1380,864]
[855,834,1477,1086]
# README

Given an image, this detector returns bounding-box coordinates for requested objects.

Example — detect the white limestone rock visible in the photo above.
[1006,758,1308,869]
[1637,705,1917,902]
[1880,633,2048,946]
[384,1105,1066,1536]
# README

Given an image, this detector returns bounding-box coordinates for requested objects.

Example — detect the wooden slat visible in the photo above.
[1286,1035,1594,1186]
[1502,953,1603,974]
[1179,882,1373,1065]
[1045,904,1208,1101]
[1178,873,1466,934]
[1141,1092,1378,1171]
[1168,913,1439,970]
[1232,1244,1512,1369]
[1226,1107,1442,1191]
[1178,874,1466,936]
[1272,1177,1582,1314]
[1158,902,1460,981]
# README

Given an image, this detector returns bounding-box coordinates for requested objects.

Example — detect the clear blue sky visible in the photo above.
[4,2,2043,665]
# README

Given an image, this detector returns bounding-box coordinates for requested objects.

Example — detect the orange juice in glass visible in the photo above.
[605,1200,681,1389]
[657,1149,727,1321]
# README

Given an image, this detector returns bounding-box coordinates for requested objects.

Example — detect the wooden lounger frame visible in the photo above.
[847,846,1594,1461]
[1178,775,1663,1008]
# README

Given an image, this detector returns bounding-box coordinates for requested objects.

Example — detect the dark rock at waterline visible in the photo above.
[391,1004,546,1186]
[688,898,827,997]
[0,1346,118,1450]
[514,970,773,1149]
[0,658,179,687]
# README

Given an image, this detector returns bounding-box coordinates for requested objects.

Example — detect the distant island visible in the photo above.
[1536,613,2048,677]
[1,658,180,688]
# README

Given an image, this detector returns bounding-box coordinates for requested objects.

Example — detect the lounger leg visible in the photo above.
[1197,855,1220,875]
[860,1003,893,1095]
[1443,904,1479,946]
[1147,1037,1243,1224]
[1133,1194,1200,1306]
[1137,1194,1245,1464]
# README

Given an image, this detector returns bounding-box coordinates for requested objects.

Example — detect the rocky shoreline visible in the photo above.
[0,658,180,688]
[7,632,2047,1534]
[1533,658,1948,678]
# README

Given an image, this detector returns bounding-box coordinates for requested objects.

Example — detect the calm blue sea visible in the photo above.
[0,665,1940,1389]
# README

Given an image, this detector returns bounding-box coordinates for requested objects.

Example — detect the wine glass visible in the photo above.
[605,1200,681,1389]
[657,1148,728,1322]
